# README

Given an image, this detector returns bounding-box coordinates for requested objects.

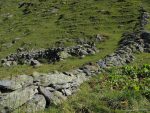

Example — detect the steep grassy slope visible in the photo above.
[0,0,150,113]
[1,0,150,78]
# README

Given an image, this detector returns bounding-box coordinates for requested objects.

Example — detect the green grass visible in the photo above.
[1,0,149,78]
[44,65,150,113]
[0,0,150,112]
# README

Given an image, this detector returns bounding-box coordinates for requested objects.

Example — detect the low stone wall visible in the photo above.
[1,43,98,67]
[98,31,150,68]
[0,62,100,113]
[0,31,149,113]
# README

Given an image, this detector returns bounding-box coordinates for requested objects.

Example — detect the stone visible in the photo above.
[87,48,96,55]
[54,91,67,101]
[21,94,46,113]
[52,83,70,90]
[2,61,12,67]
[39,86,66,105]
[0,86,38,113]
[1,59,7,64]
[0,75,33,91]
[81,63,100,76]
[95,34,103,42]
[97,60,107,68]
[63,71,74,77]
[59,51,70,59]
[0,80,21,92]
[30,59,41,67]
[74,73,88,85]
[45,87,55,92]
[12,38,21,44]
[62,89,72,96]
[32,72,76,86]
[79,49,88,55]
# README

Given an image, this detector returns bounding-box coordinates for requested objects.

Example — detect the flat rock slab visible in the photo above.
[33,72,76,86]
[0,86,38,113]
[0,75,33,91]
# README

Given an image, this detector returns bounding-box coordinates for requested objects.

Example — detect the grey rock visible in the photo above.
[0,75,33,91]
[0,80,21,92]
[59,51,70,59]
[62,89,72,96]
[52,83,70,90]
[39,86,66,105]
[32,72,76,86]
[45,87,55,92]
[0,86,38,113]
[21,94,46,113]
[2,61,12,67]
[30,59,41,67]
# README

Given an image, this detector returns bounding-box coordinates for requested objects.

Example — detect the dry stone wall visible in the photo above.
[1,43,98,67]
[0,8,149,113]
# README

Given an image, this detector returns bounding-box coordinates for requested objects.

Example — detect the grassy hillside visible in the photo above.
[0,0,150,112]
[0,0,150,78]
[44,65,150,113]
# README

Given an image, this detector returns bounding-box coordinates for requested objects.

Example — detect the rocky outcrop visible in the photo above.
[1,43,99,67]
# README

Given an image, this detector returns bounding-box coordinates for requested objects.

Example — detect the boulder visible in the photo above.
[39,86,66,105]
[21,94,46,113]
[0,86,38,113]
[0,80,21,92]
[0,75,33,91]
[32,72,76,86]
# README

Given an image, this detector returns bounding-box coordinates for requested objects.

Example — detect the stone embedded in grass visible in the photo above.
[30,59,42,67]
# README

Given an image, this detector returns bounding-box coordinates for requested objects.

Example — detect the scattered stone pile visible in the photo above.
[0,63,100,113]
[1,43,98,67]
